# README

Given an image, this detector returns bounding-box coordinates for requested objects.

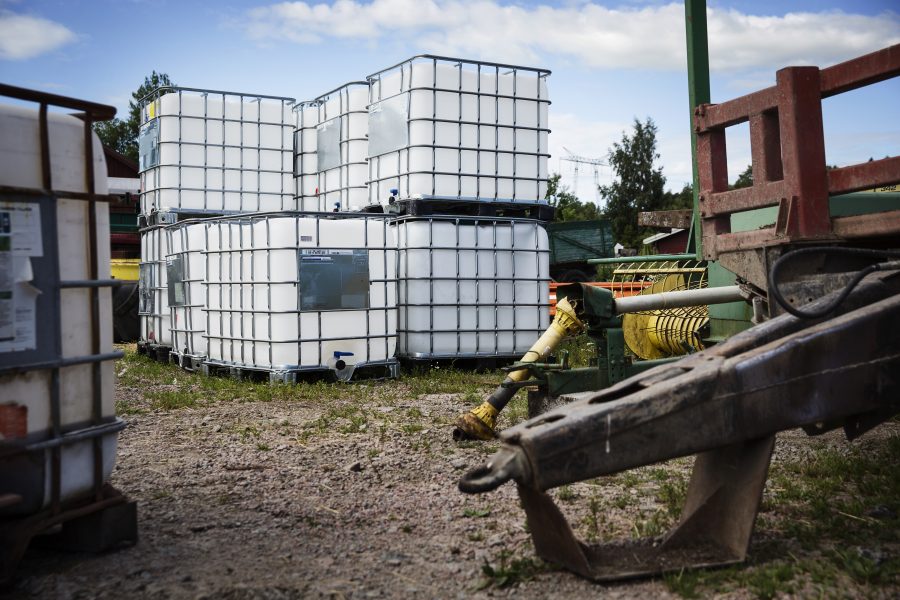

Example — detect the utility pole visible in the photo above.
[561,147,606,205]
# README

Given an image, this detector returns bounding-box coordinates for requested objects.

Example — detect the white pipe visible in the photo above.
[614,285,745,314]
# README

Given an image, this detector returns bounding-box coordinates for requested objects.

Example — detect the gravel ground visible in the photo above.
[7,356,899,599]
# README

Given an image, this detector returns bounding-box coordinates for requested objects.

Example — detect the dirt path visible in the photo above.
[7,354,899,599]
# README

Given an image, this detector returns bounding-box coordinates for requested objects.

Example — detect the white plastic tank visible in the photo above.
[314,83,370,212]
[393,215,550,359]
[0,102,118,515]
[367,56,550,207]
[166,220,208,364]
[204,213,398,380]
[293,100,320,210]
[138,87,296,215]
[139,225,171,347]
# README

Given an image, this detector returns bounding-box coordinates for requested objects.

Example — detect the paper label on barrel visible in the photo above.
[0,203,41,353]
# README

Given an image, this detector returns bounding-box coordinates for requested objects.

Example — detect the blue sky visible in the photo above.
[1,0,898,200]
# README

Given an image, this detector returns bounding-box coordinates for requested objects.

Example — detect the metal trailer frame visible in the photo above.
[694,44,900,291]
[0,83,136,584]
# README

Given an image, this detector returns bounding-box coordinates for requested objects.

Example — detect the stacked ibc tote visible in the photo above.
[136,87,296,363]
[137,86,400,381]
[140,54,555,379]
[368,56,553,364]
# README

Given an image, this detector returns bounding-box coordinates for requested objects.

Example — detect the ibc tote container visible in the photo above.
[139,225,171,347]
[393,215,550,359]
[203,213,398,380]
[292,100,320,210]
[138,86,296,215]
[0,100,122,516]
[314,82,370,212]
[166,220,208,366]
[367,55,550,207]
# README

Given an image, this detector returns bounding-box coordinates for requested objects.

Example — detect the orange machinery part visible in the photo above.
[549,282,651,316]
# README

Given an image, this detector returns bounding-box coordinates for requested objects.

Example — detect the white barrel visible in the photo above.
[393,216,550,359]
[139,225,171,346]
[293,100,320,210]
[367,56,550,207]
[204,213,397,379]
[0,103,117,515]
[138,87,296,215]
[166,221,208,362]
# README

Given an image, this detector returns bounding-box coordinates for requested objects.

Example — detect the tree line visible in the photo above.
[548,117,704,249]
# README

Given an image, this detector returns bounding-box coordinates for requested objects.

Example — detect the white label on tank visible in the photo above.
[0,204,41,352]
[299,248,369,311]
[0,202,42,257]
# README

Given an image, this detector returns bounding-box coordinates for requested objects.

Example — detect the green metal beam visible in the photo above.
[685,0,710,260]
[588,253,695,264]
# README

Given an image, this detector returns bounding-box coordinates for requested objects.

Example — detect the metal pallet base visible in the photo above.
[136,341,171,364]
[169,352,204,372]
[0,484,138,585]
[138,209,236,229]
[199,359,400,383]
[384,198,555,221]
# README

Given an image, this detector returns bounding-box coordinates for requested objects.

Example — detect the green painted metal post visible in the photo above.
[685,0,710,259]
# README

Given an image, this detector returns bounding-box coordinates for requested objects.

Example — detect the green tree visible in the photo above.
[546,173,601,222]
[94,71,174,163]
[662,183,694,210]
[733,164,753,189]
[598,118,667,248]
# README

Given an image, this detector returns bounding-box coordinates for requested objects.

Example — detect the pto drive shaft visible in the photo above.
[453,297,584,440]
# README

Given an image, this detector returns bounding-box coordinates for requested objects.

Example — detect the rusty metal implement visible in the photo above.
[459,270,900,581]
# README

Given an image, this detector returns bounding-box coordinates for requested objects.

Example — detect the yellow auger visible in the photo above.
[453,297,585,440]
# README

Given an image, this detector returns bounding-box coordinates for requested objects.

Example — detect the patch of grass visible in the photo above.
[556,484,576,502]
[477,550,547,590]
[582,495,602,541]
[462,391,483,405]
[664,569,702,599]
[664,434,900,598]
[404,366,496,398]
[463,507,492,518]
[147,389,199,410]
[115,398,147,416]
[658,477,688,519]
[618,472,640,488]
[503,394,529,427]
[554,334,597,368]
[631,510,668,539]
[256,442,271,451]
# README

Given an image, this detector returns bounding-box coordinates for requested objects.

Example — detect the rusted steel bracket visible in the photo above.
[695,45,900,263]
[460,270,900,580]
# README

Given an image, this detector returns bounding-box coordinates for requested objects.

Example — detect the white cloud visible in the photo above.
[0,10,77,60]
[241,1,900,72]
